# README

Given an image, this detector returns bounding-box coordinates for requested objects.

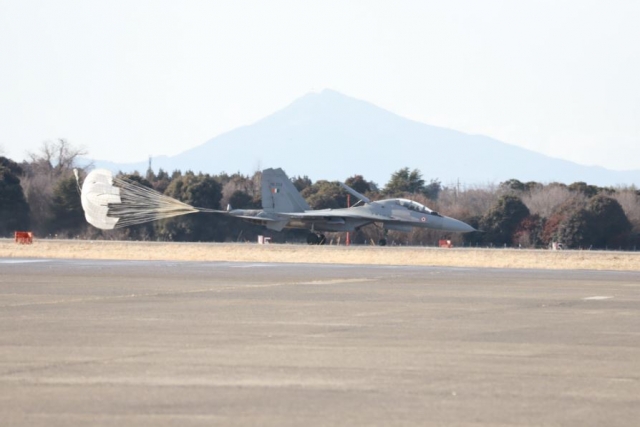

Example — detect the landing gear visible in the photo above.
[378,228,389,246]
[306,233,318,244]
[306,233,327,245]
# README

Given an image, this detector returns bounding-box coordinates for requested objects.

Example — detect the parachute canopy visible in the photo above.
[80,169,122,229]
[80,169,200,230]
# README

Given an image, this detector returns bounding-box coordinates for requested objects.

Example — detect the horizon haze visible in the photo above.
[1,1,639,173]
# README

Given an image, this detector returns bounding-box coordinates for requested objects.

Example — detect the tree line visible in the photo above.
[2,140,640,249]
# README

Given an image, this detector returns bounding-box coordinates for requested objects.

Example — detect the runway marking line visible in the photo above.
[583,296,614,300]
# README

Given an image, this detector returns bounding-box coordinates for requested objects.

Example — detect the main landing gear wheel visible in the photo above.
[306,233,327,245]
[378,227,389,246]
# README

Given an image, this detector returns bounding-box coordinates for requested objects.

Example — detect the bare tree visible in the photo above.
[437,185,499,222]
[612,189,640,232]
[26,139,89,178]
[21,139,89,235]
[522,185,579,218]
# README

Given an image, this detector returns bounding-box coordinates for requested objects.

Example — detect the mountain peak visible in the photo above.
[93,91,640,186]
[269,88,403,129]
[287,88,365,108]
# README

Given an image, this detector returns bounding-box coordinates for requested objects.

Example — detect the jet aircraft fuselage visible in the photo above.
[223,168,475,244]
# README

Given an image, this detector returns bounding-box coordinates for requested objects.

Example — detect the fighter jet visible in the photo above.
[223,168,475,245]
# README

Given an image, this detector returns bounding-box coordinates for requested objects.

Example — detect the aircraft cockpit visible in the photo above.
[394,199,442,216]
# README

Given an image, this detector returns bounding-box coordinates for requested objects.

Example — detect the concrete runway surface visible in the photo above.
[0,259,639,426]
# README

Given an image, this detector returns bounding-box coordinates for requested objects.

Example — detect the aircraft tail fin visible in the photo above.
[261,168,310,213]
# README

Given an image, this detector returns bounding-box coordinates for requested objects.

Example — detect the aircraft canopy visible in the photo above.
[394,199,441,216]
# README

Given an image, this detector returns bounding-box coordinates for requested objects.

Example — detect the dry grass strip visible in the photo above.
[2,239,640,271]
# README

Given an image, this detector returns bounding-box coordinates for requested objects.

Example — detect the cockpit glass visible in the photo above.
[396,199,432,213]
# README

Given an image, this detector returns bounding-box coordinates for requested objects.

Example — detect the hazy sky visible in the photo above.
[1,0,639,170]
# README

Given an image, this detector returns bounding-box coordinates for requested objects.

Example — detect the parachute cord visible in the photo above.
[73,168,82,195]
[194,207,222,213]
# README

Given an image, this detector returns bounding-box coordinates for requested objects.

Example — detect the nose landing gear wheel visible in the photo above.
[378,238,387,246]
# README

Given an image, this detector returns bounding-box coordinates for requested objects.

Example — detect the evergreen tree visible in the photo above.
[500,179,527,193]
[383,168,440,199]
[151,168,171,193]
[545,195,632,249]
[554,207,591,248]
[291,175,312,192]
[383,167,425,196]
[0,157,30,236]
[585,195,632,248]
[156,174,222,241]
[228,190,257,209]
[48,174,85,237]
[423,179,442,200]
[301,180,347,209]
[479,195,530,246]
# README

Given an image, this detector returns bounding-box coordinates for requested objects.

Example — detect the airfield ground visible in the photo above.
[1,259,639,426]
[1,239,640,271]
[2,239,639,425]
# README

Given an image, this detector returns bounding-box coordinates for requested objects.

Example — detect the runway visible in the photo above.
[1,259,639,426]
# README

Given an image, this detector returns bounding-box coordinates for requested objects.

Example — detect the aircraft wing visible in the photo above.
[279,209,394,222]
[221,209,290,231]
[215,207,409,225]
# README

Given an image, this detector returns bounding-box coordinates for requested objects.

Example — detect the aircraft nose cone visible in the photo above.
[441,217,476,233]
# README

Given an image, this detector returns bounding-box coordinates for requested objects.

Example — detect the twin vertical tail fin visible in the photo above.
[261,168,310,213]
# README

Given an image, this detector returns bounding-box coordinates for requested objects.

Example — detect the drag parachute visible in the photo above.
[78,169,204,230]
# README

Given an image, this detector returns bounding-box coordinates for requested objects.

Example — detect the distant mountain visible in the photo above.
[92,89,640,187]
